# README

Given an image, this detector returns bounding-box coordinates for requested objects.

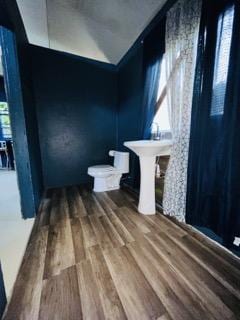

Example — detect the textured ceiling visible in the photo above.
[16,0,168,64]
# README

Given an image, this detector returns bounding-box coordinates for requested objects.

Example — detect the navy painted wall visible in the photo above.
[29,31,151,190]
[0,262,7,318]
[0,76,6,101]
[18,43,44,211]
[117,46,144,188]
[31,46,118,188]
[0,75,7,141]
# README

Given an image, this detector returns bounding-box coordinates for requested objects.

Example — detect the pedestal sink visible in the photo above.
[124,140,172,215]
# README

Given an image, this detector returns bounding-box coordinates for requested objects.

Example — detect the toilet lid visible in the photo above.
[88,165,115,173]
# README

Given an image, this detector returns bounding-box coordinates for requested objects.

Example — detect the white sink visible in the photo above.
[124,140,172,157]
[124,139,172,215]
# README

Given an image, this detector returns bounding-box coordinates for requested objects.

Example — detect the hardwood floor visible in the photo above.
[3,186,240,320]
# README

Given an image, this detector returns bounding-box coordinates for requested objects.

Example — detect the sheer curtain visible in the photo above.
[141,19,166,139]
[163,0,202,221]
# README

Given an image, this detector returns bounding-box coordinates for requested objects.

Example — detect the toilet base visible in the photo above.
[93,174,122,193]
[94,185,120,193]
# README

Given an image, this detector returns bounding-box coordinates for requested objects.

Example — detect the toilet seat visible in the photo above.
[88,165,119,177]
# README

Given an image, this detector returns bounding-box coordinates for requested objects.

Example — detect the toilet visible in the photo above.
[88,150,129,192]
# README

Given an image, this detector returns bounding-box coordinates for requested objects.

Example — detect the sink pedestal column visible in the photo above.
[138,156,156,215]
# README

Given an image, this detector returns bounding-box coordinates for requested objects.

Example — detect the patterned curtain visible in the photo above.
[163,0,202,221]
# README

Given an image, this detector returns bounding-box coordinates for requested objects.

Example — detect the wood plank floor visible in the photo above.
[3,186,240,320]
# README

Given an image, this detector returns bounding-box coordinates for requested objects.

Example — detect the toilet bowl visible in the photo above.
[88,151,129,192]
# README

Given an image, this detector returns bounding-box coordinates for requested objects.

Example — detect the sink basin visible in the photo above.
[124,139,172,215]
[124,140,172,157]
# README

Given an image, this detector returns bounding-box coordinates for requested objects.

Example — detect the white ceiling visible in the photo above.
[16,0,168,65]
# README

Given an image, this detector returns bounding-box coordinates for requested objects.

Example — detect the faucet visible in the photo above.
[151,122,161,140]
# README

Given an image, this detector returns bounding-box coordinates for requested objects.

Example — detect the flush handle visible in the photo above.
[109,150,115,157]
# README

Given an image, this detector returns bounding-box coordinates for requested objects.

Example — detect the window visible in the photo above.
[210,5,234,116]
[0,102,12,139]
[152,56,171,136]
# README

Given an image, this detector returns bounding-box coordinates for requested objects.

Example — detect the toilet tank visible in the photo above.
[109,151,129,173]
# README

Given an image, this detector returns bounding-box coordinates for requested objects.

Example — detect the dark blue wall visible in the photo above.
[0,76,6,101]
[18,44,44,210]
[0,262,6,319]
[0,76,7,141]
[31,46,118,188]
[29,33,148,190]
[117,46,144,188]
